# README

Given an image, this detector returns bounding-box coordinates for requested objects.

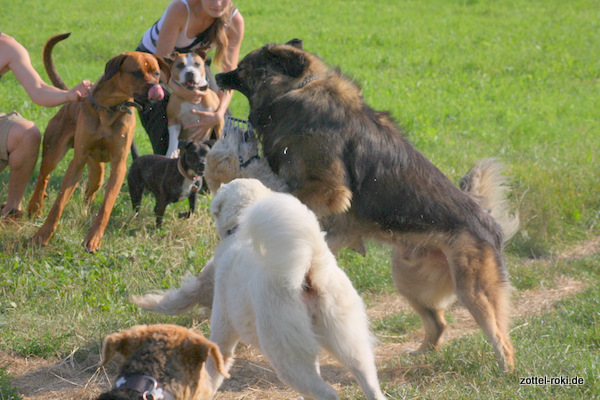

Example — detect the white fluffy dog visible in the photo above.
[203,179,386,400]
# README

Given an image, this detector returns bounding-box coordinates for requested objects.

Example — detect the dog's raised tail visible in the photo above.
[43,33,71,90]
[460,158,520,244]
[131,262,215,315]
[239,193,330,289]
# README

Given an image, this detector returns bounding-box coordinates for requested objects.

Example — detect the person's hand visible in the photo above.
[187,87,210,104]
[185,109,224,141]
[67,80,91,102]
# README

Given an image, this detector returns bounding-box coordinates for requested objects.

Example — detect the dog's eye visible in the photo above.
[194,62,201,68]
[176,62,185,69]
[131,70,144,79]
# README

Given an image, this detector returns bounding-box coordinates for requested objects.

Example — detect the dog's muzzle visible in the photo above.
[114,374,175,400]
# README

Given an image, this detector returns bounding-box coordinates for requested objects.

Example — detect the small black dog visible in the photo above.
[128,140,211,227]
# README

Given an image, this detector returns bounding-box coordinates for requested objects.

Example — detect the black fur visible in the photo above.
[127,140,211,227]
[216,42,503,250]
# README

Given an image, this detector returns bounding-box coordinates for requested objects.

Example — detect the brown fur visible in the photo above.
[215,40,519,371]
[99,324,228,400]
[28,33,171,253]
[165,50,222,144]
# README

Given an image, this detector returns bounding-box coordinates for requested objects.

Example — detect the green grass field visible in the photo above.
[1,0,599,399]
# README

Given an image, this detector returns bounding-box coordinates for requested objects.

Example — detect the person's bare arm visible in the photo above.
[154,1,187,58]
[186,12,245,138]
[3,34,89,107]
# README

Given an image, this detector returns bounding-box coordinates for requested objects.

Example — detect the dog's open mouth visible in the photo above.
[183,81,209,91]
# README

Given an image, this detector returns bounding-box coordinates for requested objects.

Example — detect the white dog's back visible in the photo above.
[239,193,330,288]
[207,184,386,400]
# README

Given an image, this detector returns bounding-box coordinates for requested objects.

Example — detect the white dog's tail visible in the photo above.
[131,261,215,315]
[460,158,520,244]
[238,193,330,289]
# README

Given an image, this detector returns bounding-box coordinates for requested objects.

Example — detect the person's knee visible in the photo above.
[8,120,41,155]
[21,123,42,149]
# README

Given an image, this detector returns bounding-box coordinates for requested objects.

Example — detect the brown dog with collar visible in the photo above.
[164,50,222,158]
[98,324,229,400]
[28,33,170,253]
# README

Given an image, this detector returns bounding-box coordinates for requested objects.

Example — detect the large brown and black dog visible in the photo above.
[215,40,519,371]
[28,33,170,253]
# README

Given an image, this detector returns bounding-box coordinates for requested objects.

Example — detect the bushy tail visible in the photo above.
[460,158,520,243]
[238,193,330,289]
[131,261,215,315]
[43,33,71,90]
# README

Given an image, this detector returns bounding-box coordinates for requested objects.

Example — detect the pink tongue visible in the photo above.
[148,84,165,100]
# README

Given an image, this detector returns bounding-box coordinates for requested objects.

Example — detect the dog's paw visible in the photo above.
[31,230,52,247]
[27,197,44,218]
[83,233,103,253]
[178,211,192,219]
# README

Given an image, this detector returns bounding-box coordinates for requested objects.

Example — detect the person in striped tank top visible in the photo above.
[134,0,244,157]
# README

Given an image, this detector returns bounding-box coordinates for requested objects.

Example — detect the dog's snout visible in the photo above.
[184,71,196,82]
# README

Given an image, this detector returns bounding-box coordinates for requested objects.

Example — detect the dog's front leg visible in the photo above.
[154,197,168,228]
[84,159,105,207]
[83,155,128,253]
[32,154,87,246]
[178,192,197,219]
[166,125,181,158]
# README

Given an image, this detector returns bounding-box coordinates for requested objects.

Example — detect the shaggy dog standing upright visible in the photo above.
[98,324,228,400]
[215,40,519,372]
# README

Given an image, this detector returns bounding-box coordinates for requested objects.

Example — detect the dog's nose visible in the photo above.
[185,71,196,82]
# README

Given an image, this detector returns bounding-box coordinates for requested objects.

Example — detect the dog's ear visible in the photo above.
[184,332,230,378]
[285,39,303,50]
[100,54,128,82]
[264,46,306,79]
[178,139,192,150]
[100,325,150,365]
[155,55,172,84]
[194,47,208,60]
[163,52,178,66]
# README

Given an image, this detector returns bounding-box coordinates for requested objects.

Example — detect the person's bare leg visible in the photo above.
[2,120,41,216]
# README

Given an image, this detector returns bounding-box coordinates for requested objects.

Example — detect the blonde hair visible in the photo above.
[204,2,235,69]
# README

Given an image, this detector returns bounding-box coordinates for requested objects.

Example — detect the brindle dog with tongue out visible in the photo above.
[29,33,170,253]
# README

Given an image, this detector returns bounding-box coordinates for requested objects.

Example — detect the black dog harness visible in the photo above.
[114,374,175,400]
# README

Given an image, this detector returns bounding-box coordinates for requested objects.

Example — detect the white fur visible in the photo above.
[205,179,386,400]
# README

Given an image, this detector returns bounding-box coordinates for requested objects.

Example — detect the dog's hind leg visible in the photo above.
[126,165,144,213]
[391,245,456,355]
[32,153,87,246]
[252,291,339,399]
[315,275,386,400]
[446,234,514,372]
[27,120,74,217]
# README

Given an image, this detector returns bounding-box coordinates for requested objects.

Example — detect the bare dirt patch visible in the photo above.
[3,238,595,400]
